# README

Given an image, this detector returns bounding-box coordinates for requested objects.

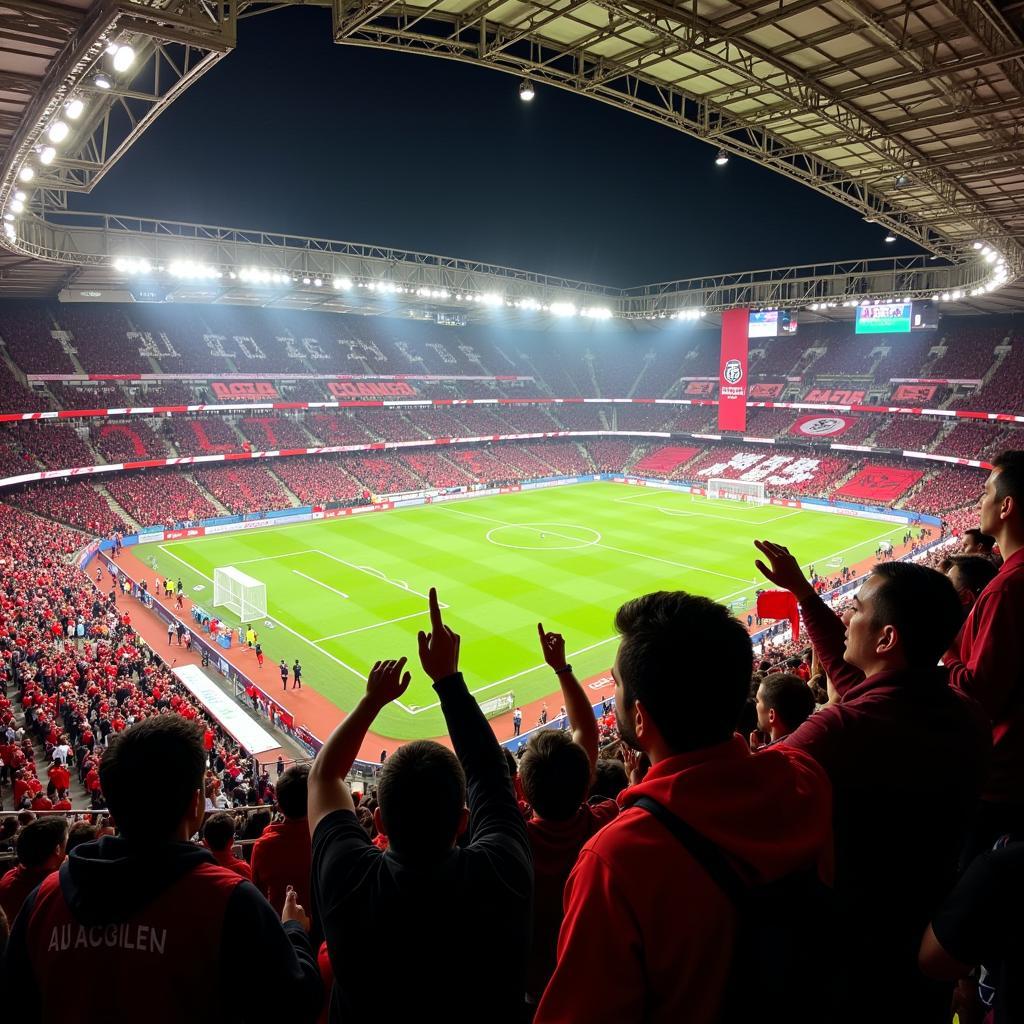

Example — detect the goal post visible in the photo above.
[478,690,515,720]
[213,566,267,622]
[705,478,768,504]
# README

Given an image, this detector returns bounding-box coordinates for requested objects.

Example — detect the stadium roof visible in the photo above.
[0,0,1022,319]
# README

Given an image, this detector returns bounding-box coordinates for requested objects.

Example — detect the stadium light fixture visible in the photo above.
[314,277,323,287]
[39,147,56,166]
[334,277,352,290]
[884,233,896,243]
[65,99,85,120]
[550,301,577,317]
[715,150,729,166]
[18,166,34,182]
[3,213,13,223]
[94,75,111,89]
[14,191,26,202]
[10,199,23,213]
[519,78,535,102]
[581,306,612,320]
[47,120,69,144]
[111,45,135,73]
[972,241,983,250]
[302,276,311,285]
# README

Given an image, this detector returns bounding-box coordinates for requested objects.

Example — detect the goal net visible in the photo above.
[705,478,768,504]
[213,567,267,621]
[478,690,515,720]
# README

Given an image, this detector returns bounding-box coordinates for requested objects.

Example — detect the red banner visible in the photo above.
[790,414,858,438]
[685,381,716,396]
[834,466,923,502]
[328,381,417,398]
[718,308,749,432]
[749,382,784,399]
[804,388,866,405]
[892,384,937,402]
[211,382,279,400]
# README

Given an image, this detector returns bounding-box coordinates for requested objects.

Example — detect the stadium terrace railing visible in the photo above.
[2,394,1023,426]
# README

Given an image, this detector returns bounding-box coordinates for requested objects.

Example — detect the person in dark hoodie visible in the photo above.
[536,591,832,1024]
[307,588,532,1023]
[1,715,322,1024]
[754,542,991,1023]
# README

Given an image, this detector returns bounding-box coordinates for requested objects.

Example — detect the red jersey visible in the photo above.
[250,817,312,914]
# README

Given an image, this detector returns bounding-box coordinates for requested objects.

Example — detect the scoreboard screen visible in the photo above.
[855,301,939,334]
[748,309,797,338]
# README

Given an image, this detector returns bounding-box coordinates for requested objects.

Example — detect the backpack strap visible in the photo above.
[632,795,747,906]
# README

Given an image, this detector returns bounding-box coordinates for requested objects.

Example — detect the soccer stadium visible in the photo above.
[1,1,1023,1021]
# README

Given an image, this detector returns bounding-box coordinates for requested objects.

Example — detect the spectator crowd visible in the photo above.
[0,450,1022,1024]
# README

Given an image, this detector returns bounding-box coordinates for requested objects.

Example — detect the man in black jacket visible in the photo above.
[308,587,533,1023]
[2,716,322,1023]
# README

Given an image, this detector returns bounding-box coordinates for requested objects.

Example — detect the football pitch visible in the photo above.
[148,482,906,740]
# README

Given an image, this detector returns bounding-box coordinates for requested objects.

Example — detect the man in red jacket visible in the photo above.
[251,764,312,914]
[0,817,67,925]
[536,591,831,1024]
[943,450,1024,855]
[202,812,252,879]
[754,543,990,1023]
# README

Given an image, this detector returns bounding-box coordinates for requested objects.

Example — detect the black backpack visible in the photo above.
[634,795,831,1024]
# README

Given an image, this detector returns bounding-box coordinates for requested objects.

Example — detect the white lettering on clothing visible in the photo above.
[49,924,168,955]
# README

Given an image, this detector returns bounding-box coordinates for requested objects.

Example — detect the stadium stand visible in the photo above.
[105,471,218,527]
[192,464,293,514]
[91,421,170,462]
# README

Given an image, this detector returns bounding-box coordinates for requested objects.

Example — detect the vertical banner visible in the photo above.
[718,308,749,432]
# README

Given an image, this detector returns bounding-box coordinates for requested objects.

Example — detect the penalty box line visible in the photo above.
[156,544,418,714]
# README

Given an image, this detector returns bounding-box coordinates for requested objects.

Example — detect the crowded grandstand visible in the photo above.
[3,0,1024,1022]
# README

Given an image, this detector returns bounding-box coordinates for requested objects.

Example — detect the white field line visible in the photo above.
[436,503,751,584]
[293,570,348,599]
[230,550,318,565]
[613,491,799,526]
[313,550,447,605]
[156,545,414,712]
[315,609,428,642]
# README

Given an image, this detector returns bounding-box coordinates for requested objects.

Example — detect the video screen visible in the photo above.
[748,309,797,338]
[855,301,939,334]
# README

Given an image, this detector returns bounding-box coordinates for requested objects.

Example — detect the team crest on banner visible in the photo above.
[723,360,743,385]
[790,414,856,438]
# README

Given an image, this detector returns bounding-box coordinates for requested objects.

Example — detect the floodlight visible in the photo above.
[550,301,577,317]
[334,276,352,289]
[985,251,998,263]
[18,166,34,182]
[972,241,983,250]
[715,150,729,166]
[112,45,135,72]
[3,213,13,223]
[10,199,23,213]
[14,191,26,202]
[314,278,323,286]
[884,233,896,243]
[47,121,69,143]
[39,147,56,165]
[519,79,535,102]
[65,99,84,120]
[94,75,111,89]
[302,276,311,285]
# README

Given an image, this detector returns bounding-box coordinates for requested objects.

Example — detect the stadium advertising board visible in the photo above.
[328,382,418,398]
[684,382,716,396]
[804,388,867,404]
[749,383,785,399]
[892,384,937,402]
[173,665,279,755]
[790,415,858,438]
[834,466,924,502]
[719,308,749,432]
[211,382,280,400]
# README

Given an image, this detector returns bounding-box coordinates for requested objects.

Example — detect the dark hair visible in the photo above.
[65,821,98,855]
[961,528,996,554]
[15,817,69,867]
[759,673,816,733]
[502,747,518,779]
[868,561,965,668]
[202,812,238,852]
[377,740,466,861]
[948,554,999,597]
[615,591,753,754]
[275,765,309,819]
[519,730,591,821]
[992,450,1024,504]
[100,717,206,842]
[589,758,629,802]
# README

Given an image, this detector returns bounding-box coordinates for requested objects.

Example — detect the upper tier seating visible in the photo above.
[105,471,217,527]
[192,464,292,514]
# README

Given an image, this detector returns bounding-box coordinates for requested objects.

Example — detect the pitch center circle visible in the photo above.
[485,523,602,551]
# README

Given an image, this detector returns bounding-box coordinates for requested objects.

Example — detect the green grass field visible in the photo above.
[147,482,905,740]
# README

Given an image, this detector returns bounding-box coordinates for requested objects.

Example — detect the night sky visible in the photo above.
[75,6,924,287]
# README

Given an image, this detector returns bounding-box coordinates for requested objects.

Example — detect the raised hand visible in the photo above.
[417,587,461,682]
[365,657,411,710]
[754,540,815,601]
[281,885,310,932]
[537,622,567,671]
